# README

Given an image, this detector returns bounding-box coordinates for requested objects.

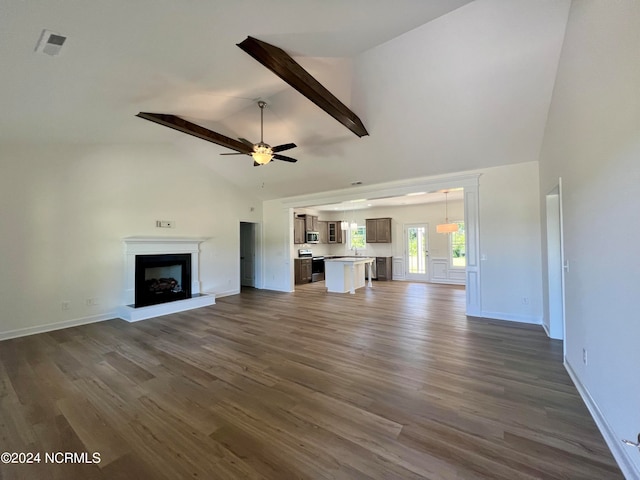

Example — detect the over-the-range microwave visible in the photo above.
[306,231,320,243]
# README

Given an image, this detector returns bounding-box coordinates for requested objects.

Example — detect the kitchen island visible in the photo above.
[324,257,375,294]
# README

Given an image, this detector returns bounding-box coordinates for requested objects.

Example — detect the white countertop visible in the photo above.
[324,257,375,263]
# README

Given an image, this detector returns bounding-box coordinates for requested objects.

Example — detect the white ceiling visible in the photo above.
[1,0,571,200]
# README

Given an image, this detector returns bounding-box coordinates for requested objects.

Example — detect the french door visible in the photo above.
[405,223,429,281]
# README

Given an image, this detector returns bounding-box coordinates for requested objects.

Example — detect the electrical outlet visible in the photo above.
[86,298,99,306]
[583,348,588,365]
[522,297,529,305]
[61,301,71,311]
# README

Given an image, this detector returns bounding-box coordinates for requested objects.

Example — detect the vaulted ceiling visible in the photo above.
[1,0,571,199]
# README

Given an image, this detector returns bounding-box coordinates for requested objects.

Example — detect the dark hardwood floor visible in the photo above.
[0,281,622,479]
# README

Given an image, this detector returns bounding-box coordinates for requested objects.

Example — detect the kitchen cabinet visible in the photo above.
[327,221,343,243]
[305,215,318,232]
[366,218,392,243]
[294,258,312,284]
[294,217,306,244]
[376,257,393,281]
[318,221,328,244]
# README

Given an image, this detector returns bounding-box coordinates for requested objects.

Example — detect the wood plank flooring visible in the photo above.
[0,281,623,479]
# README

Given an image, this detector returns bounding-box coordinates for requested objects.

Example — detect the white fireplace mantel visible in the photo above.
[123,236,210,252]
[118,236,215,322]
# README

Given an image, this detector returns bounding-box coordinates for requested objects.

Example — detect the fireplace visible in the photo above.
[135,254,191,307]
[119,236,215,322]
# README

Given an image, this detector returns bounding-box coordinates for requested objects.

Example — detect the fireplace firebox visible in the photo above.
[135,254,191,308]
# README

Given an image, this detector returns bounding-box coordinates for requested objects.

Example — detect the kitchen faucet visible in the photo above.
[352,247,359,256]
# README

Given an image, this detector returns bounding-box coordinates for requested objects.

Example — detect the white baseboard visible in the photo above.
[541,321,551,337]
[263,284,294,292]
[481,310,542,325]
[215,288,240,298]
[430,279,466,285]
[564,359,638,480]
[0,312,115,341]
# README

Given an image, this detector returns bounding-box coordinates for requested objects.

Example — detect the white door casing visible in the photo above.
[464,184,481,316]
[545,179,566,342]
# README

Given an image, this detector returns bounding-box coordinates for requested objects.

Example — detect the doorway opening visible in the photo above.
[545,181,566,342]
[240,222,257,288]
[283,175,480,316]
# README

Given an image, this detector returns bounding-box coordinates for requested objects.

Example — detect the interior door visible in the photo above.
[405,223,429,281]
[240,222,256,287]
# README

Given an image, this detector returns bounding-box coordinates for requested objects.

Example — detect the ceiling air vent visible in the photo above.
[35,29,67,56]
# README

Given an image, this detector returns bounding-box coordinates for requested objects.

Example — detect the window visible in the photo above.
[450,221,466,268]
[350,226,366,250]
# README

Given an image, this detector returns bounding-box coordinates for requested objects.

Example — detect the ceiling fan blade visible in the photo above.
[238,137,255,147]
[272,143,297,153]
[136,113,252,154]
[273,154,298,163]
[220,152,248,155]
[237,36,369,138]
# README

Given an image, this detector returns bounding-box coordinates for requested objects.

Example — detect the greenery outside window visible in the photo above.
[350,226,366,250]
[450,221,466,268]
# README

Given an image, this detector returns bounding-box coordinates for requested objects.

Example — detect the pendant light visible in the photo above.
[349,204,358,230]
[436,191,459,234]
[340,203,348,230]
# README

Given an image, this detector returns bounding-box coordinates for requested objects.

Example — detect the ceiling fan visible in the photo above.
[219,101,297,166]
[136,101,297,166]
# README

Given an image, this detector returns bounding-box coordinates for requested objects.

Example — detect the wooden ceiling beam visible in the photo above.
[237,36,369,138]
[136,113,252,153]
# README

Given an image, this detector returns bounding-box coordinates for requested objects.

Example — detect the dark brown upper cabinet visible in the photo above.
[366,218,392,243]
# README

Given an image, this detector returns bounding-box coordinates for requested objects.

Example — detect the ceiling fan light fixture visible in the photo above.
[252,143,273,165]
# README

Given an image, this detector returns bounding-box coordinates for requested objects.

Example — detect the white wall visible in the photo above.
[262,200,293,292]
[537,1,640,477]
[479,161,543,324]
[0,143,262,339]
[264,162,543,324]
